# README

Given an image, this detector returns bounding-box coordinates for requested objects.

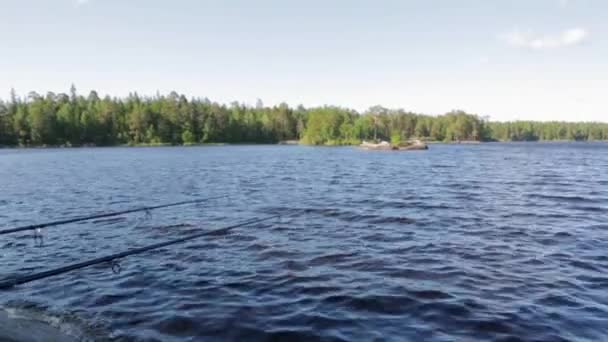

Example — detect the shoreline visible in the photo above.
[1,140,607,150]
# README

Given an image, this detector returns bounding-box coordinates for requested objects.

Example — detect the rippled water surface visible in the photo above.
[1,143,608,341]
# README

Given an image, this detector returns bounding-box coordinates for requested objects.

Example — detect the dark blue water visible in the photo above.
[1,143,608,341]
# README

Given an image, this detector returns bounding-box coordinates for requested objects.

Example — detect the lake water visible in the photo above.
[1,143,608,341]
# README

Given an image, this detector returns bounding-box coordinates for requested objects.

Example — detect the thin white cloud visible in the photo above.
[75,0,90,5]
[502,28,589,49]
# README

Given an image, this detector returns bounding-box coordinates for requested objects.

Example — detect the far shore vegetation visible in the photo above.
[1,87,607,147]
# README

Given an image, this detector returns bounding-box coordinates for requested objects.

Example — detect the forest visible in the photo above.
[0,87,607,147]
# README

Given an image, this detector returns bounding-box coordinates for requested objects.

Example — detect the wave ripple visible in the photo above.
[1,143,608,341]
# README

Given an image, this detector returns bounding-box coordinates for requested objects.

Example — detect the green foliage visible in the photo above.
[487,121,608,141]
[0,87,606,147]
[181,130,195,145]
[390,132,402,145]
[301,107,356,145]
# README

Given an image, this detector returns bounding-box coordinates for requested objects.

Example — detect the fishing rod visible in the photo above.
[0,196,227,236]
[0,215,280,290]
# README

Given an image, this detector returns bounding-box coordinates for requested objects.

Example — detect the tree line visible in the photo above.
[0,87,607,147]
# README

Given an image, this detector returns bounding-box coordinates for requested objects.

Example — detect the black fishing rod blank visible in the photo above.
[0,196,227,236]
[0,215,279,290]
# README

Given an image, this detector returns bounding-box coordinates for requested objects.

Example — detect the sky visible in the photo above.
[0,0,606,122]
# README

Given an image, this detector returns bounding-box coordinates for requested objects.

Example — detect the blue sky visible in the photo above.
[1,0,606,122]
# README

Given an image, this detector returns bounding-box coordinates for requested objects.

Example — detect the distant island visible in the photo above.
[1,87,607,147]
